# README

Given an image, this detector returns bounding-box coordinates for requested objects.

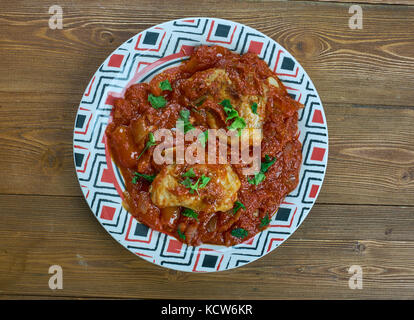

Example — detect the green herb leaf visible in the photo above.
[198,130,208,147]
[159,80,172,91]
[182,168,196,178]
[220,99,238,122]
[219,99,233,112]
[199,175,211,189]
[180,108,190,119]
[247,155,276,185]
[182,208,198,220]
[227,117,246,131]
[247,171,266,185]
[220,99,246,135]
[225,109,239,122]
[180,177,199,194]
[147,132,156,147]
[177,228,186,240]
[231,228,248,239]
[148,94,166,109]
[260,214,270,228]
[232,201,246,215]
[181,177,194,190]
[180,174,210,194]
[261,155,276,173]
[136,132,157,161]
[132,172,156,184]
[251,102,258,114]
[178,109,195,134]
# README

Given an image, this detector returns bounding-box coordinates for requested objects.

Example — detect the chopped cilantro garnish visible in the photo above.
[178,109,195,134]
[261,154,276,172]
[219,99,246,135]
[177,228,186,240]
[147,132,156,147]
[231,228,248,239]
[247,155,276,185]
[181,174,211,194]
[251,102,258,114]
[136,132,157,161]
[199,175,211,189]
[220,99,238,122]
[181,177,196,192]
[228,117,246,131]
[260,214,270,228]
[247,172,266,185]
[198,130,208,147]
[132,172,156,184]
[182,208,198,220]
[159,79,172,91]
[148,94,166,109]
[180,108,190,119]
[182,168,196,178]
[219,99,233,112]
[232,201,246,215]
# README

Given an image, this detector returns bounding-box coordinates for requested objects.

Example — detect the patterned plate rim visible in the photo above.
[73,17,329,273]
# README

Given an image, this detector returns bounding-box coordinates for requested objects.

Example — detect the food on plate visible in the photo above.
[150,163,241,213]
[105,45,303,246]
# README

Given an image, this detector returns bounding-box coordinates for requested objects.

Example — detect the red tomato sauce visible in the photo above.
[105,45,302,246]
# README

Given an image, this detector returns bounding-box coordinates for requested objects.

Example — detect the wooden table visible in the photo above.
[1,0,413,300]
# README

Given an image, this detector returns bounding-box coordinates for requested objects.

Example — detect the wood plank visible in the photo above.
[1,0,413,302]
[1,195,413,242]
[305,0,414,5]
[5,237,414,299]
[0,1,413,106]
[0,294,112,300]
[0,99,80,197]
[319,104,414,206]
[0,195,413,299]
[1,101,413,205]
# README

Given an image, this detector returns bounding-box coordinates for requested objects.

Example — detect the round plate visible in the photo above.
[73,17,328,272]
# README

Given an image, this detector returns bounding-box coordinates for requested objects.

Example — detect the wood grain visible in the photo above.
[0,1,413,106]
[320,104,414,206]
[1,100,413,205]
[304,0,414,5]
[0,195,413,299]
[1,0,413,299]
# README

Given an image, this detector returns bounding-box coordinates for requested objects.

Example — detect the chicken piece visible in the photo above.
[107,125,139,168]
[129,116,155,150]
[182,69,281,145]
[149,164,241,213]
